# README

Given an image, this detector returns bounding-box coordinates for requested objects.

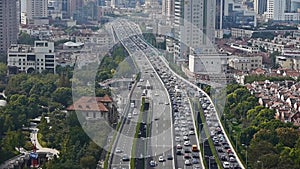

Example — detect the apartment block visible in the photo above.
[228,56,263,72]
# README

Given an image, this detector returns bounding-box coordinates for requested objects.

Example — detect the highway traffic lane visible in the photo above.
[110,86,143,168]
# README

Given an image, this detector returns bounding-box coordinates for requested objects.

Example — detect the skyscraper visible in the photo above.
[162,0,174,18]
[173,0,215,58]
[0,0,19,54]
[254,0,267,15]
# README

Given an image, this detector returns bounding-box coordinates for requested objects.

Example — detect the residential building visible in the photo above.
[276,51,300,70]
[7,41,56,74]
[22,0,48,23]
[74,29,113,48]
[0,0,19,54]
[230,43,259,53]
[228,56,263,72]
[246,80,300,126]
[67,95,118,124]
[230,28,254,38]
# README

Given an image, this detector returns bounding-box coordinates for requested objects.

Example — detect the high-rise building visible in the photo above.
[264,0,300,21]
[20,0,48,24]
[162,0,174,18]
[69,0,83,17]
[215,0,224,38]
[26,0,48,19]
[0,0,19,54]
[254,0,267,15]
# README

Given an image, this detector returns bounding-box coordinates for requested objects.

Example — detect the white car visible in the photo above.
[189,131,195,135]
[184,141,191,146]
[116,147,122,153]
[175,137,181,142]
[128,113,132,119]
[229,157,236,162]
[183,136,189,141]
[223,162,230,169]
[158,156,164,162]
[184,159,191,166]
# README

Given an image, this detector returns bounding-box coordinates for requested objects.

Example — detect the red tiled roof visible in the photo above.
[67,96,112,112]
[97,94,113,102]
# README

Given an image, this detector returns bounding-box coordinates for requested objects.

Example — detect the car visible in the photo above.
[165,102,169,105]
[167,154,173,160]
[176,150,182,155]
[122,154,130,161]
[223,161,230,169]
[177,144,182,149]
[138,153,143,160]
[116,147,122,153]
[185,159,191,166]
[158,156,164,162]
[220,155,227,161]
[189,130,195,135]
[192,152,199,158]
[128,113,132,119]
[217,148,223,153]
[193,165,201,169]
[184,153,191,159]
[149,160,156,167]
[184,141,191,146]
[184,148,191,153]
[192,158,199,164]
[183,136,189,140]
[175,137,181,142]
[183,132,189,136]
[229,157,236,162]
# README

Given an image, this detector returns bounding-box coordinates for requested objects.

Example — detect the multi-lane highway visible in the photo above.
[110,19,205,169]
[112,20,175,169]
[107,19,245,169]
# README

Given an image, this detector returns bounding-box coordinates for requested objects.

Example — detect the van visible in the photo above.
[192,145,198,152]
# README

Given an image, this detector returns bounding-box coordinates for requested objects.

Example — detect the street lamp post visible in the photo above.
[209,156,214,169]
[242,144,248,168]
[257,160,264,169]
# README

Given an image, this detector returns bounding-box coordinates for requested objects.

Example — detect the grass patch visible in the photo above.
[37,133,47,147]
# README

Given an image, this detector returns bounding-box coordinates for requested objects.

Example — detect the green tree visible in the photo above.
[52,87,72,107]
[80,155,96,169]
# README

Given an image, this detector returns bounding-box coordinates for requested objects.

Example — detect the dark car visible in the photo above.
[192,152,199,158]
[176,150,182,155]
[167,154,173,160]
[122,154,130,161]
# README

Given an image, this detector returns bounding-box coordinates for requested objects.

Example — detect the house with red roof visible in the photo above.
[67,95,118,124]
